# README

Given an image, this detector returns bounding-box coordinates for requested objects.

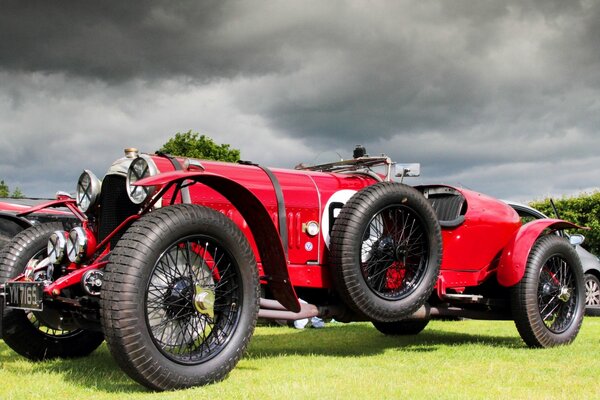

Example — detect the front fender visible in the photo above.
[136,170,301,312]
[15,198,81,219]
[497,219,583,287]
[0,212,32,237]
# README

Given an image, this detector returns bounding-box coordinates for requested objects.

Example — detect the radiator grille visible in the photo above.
[98,175,141,248]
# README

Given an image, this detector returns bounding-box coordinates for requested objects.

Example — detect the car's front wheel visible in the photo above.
[101,204,260,391]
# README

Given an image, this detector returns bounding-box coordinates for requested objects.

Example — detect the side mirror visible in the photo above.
[569,234,585,246]
[395,163,421,178]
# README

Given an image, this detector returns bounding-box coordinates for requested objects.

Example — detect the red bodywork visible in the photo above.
[7,154,580,313]
[131,157,578,303]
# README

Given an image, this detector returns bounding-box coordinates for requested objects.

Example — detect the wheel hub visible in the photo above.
[542,282,555,296]
[165,278,194,319]
[376,236,394,254]
[194,285,215,319]
[395,244,408,261]
[558,286,572,302]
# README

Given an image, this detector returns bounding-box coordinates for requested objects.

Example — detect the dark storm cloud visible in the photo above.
[0,0,296,82]
[1,0,600,200]
[235,0,600,144]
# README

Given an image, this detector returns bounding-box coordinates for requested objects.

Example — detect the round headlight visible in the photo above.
[76,170,102,212]
[126,155,158,204]
[48,231,68,264]
[66,227,96,263]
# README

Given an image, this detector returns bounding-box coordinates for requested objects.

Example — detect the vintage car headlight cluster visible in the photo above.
[48,227,97,264]
[47,231,69,264]
[126,155,158,204]
[76,169,102,212]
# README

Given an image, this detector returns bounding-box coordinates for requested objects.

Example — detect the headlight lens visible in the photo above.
[126,155,158,204]
[76,170,102,212]
[48,231,68,264]
[66,227,96,263]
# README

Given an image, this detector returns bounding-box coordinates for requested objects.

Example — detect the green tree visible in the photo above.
[530,192,600,255]
[0,180,9,198]
[11,187,24,199]
[159,131,240,162]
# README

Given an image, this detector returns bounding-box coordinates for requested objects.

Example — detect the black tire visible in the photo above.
[0,233,9,250]
[101,204,260,391]
[372,319,429,335]
[0,223,104,359]
[511,235,585,348]
[584,273,600,316]
[329,182,442,322]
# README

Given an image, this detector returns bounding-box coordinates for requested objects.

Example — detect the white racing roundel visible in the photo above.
[321,190,357,248]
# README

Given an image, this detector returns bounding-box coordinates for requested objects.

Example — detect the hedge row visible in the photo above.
[530,191,600,256]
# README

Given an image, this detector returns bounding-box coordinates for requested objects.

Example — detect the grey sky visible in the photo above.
[1,0,599,201]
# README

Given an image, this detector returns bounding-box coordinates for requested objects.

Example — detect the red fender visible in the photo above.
[15,197,85,220]
[135,170,301,312]
[497,219,583,287]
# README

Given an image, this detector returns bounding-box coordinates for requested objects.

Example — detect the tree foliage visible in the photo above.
[0,180,25,198]
[0,180,8,198]
[530,192,600,255]
[11,187,24,199]
[159,131,240,162]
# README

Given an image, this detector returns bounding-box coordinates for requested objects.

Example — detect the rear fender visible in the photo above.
[497,219,583,287]
[0,212,32,236]
[136,170,301,312]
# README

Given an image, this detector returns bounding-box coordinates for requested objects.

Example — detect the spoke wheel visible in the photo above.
[101,204,259,391]
[511,235,585,348]
[146,235,242,365]
[537,256,578,333]
[360,205,430,301]
[330,182,442,322]
[0,223,104,360]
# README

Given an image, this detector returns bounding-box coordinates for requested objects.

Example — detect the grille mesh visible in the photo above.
[98,175,141,248]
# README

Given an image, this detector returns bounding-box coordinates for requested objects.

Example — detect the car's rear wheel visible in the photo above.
[372,319,429,335]
[329,182,442,322]
[511,235,585,347]
[0,223,104,359]
[101,204,260,391]
[584,273,600,316]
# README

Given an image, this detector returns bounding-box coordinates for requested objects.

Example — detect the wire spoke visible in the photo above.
[145,234,242,364]
[537,255,578,333]
[360,204,429,299]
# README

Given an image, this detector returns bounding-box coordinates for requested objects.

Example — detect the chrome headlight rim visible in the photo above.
[76,169,102,212]
[48,230,68,265]
[66,227,89,263]
[126,154,158,205]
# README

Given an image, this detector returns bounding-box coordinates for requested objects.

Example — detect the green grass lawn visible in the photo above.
[1,318,599,399]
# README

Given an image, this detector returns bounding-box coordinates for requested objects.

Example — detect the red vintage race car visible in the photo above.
[0,146,586,391]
